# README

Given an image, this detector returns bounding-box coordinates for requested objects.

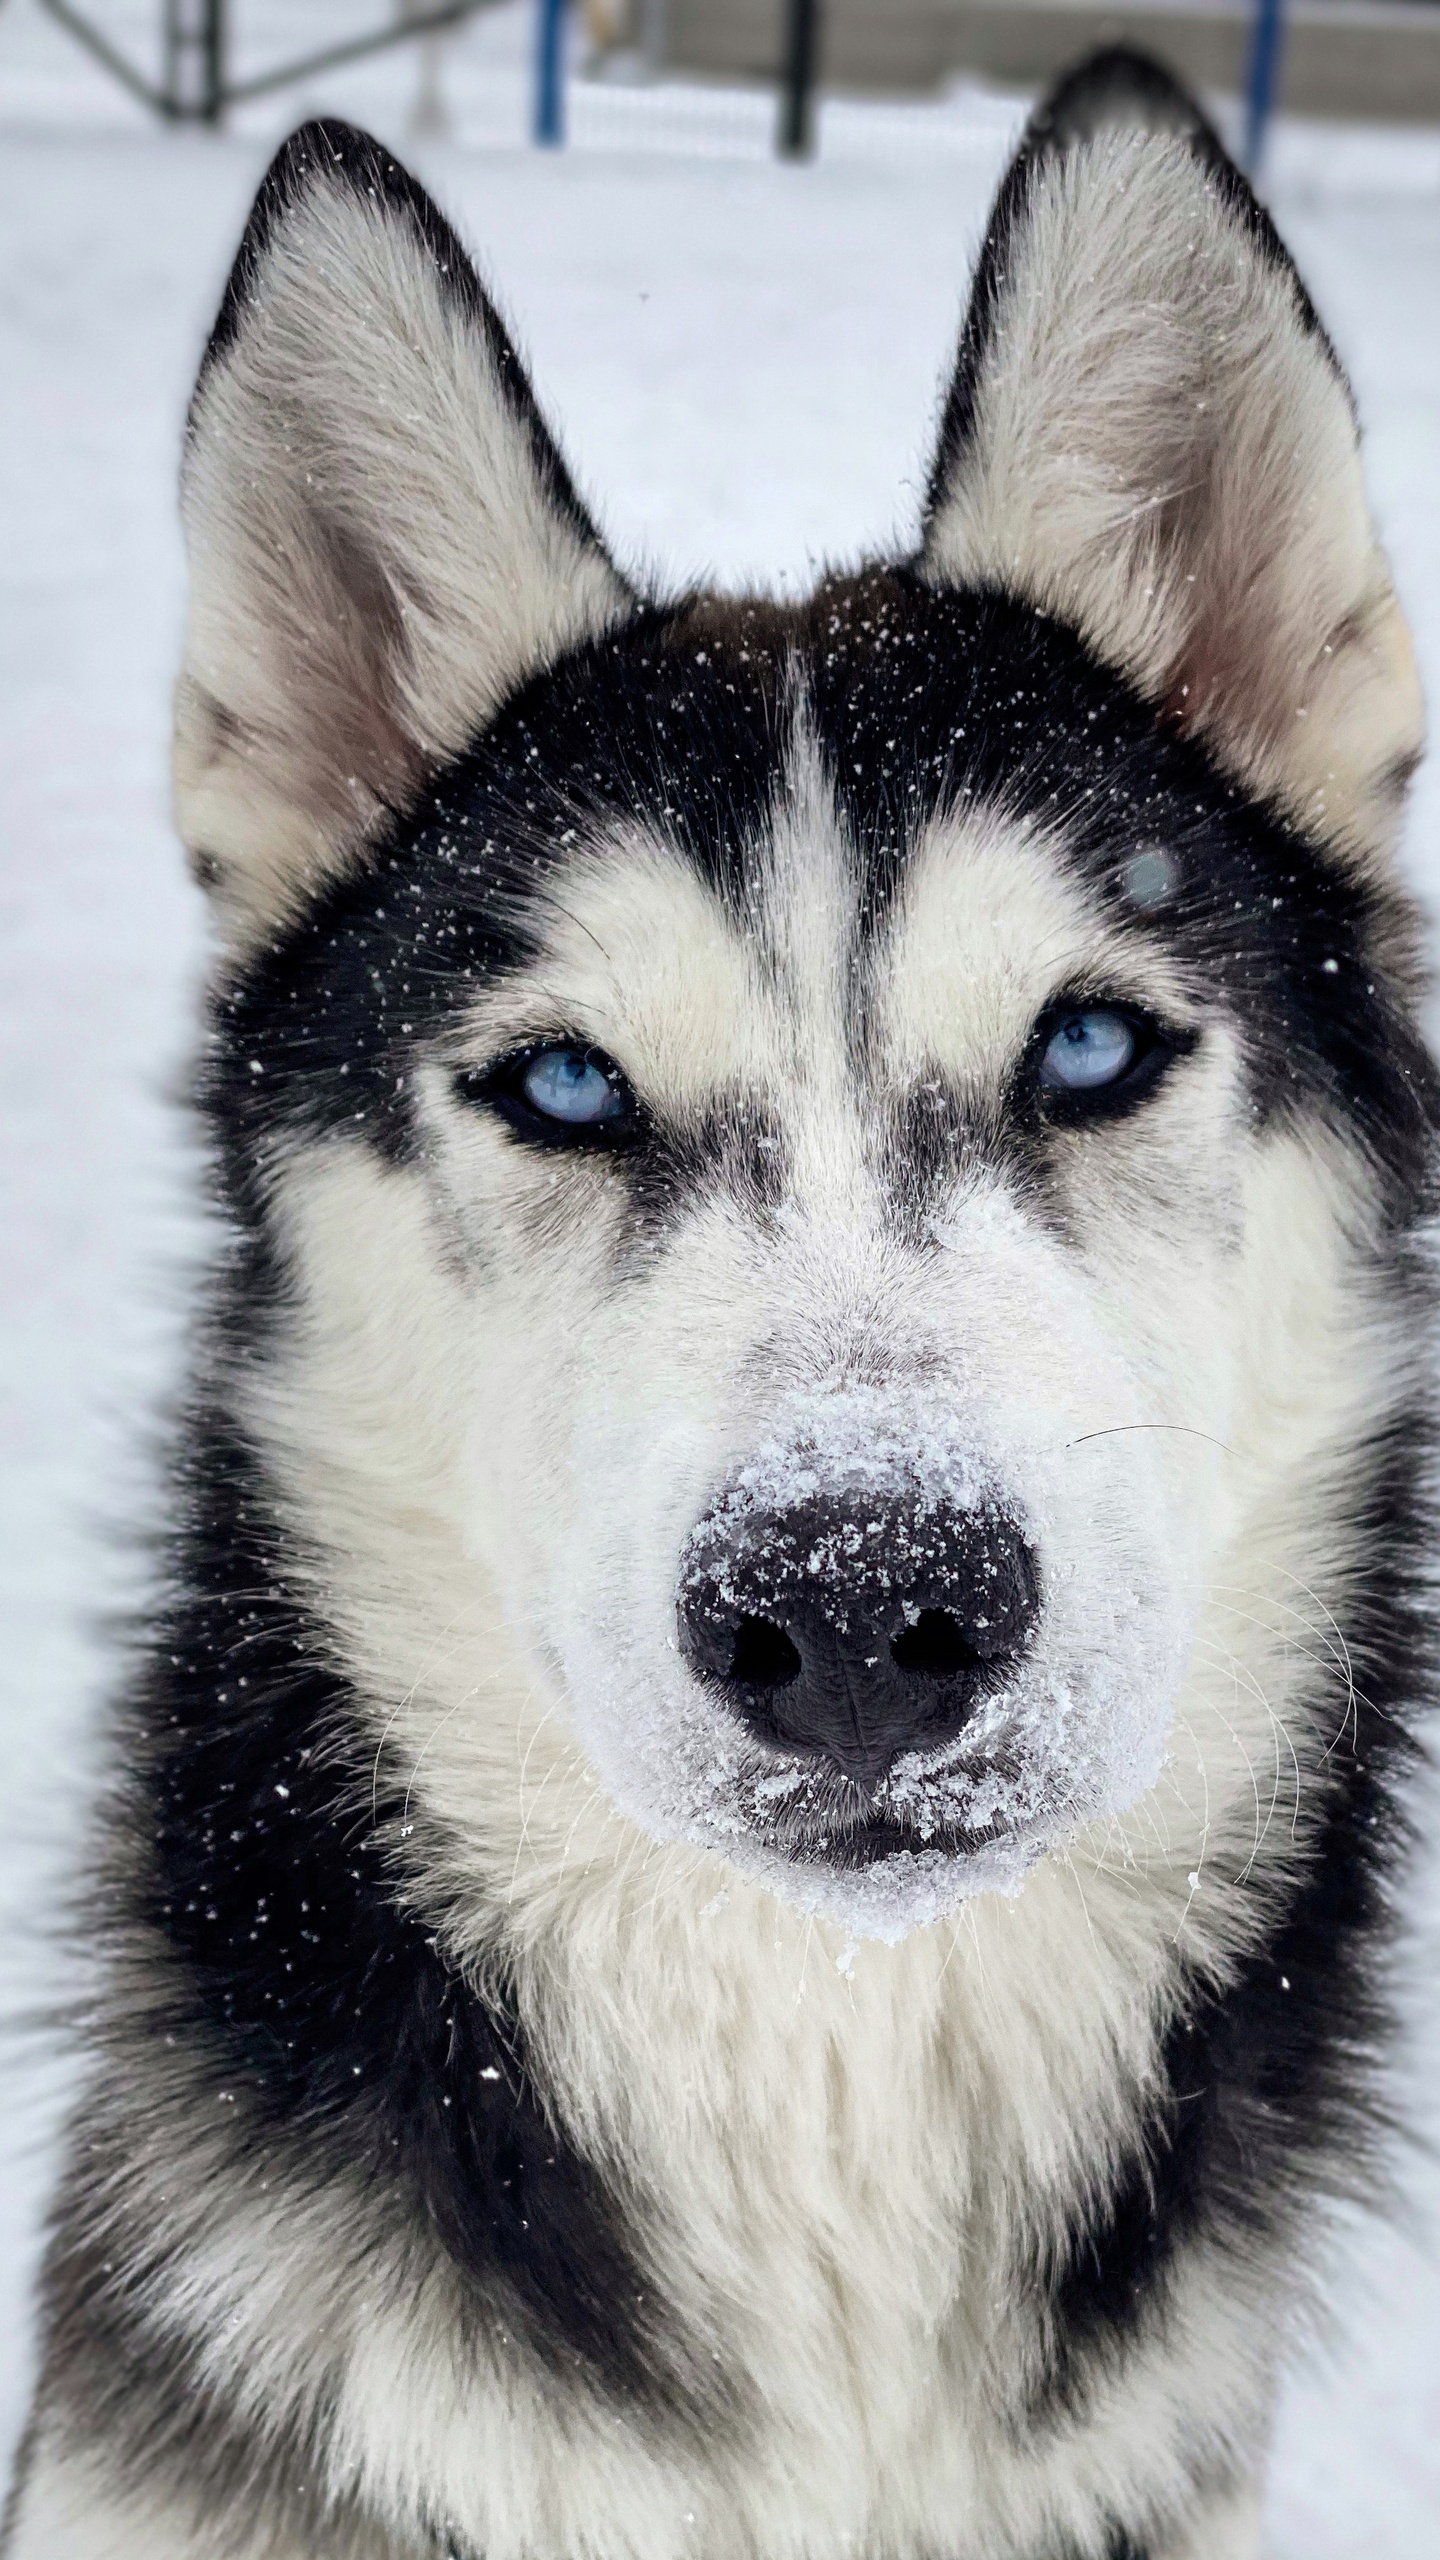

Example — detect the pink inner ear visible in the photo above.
[1155,548,1308,767]
[283,517,436,823]
[174,115,633,953]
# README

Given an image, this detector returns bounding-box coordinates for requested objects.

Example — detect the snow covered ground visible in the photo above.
[1,0,1438,2545]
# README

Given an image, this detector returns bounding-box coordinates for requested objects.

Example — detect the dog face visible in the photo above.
[385,601,1231,1934]
[177,112,1427,1937]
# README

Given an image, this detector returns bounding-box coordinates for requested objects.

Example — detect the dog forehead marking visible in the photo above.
[749,713,872,1197]
[1122,844,1180,909]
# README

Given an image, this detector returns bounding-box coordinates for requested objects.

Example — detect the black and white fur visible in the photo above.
[5,47,1436,2560]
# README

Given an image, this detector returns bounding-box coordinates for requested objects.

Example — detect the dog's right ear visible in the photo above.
[177,121,632,953]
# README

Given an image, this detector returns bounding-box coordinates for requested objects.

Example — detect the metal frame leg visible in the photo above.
[779,0,820,159]
[1244,0,1287,172]
[534,0,568,145]
[33,1,490,126]
[164,0,226,124]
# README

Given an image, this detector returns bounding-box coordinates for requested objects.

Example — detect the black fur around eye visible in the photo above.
[1032,1000,1188,1121]
[453,1041,645,1150]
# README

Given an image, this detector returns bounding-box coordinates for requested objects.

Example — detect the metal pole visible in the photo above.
[203,0,225,124]
[399,0,449,137]
[1244,0,1286,173]
[778,0,819,159]
[535,0,567,147]
[642,0,667,80]
[163,0,225,122]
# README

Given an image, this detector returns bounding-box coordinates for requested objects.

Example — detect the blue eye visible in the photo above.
[1040,1008,1137,1094]
[522,1046,627,1125]
[454,1040,641,1147]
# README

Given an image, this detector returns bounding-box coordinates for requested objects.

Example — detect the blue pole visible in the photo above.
[1244,0,1285,173]
[534,0,566,147]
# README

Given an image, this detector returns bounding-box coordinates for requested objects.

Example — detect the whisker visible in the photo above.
[1186,1640,1280,1880]
[1203,1590,1364,1756]
[1059,1848,1100,1955]
[401,1690,474,1829]
[1168,1711,1212,1940]
[509,1699,561,1902]
[367,1597,499,1828]
[794,1914,816,2007]
[1064,1422,1234,1456]
[1271,1563,1360,1757]
[1198,1661,1294,1853]
[555,1772,606,1883]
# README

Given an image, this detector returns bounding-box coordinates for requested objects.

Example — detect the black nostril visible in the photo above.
[730,1616,802,1688]
[678,1485,1040,1788]
[889,1609,978,1680]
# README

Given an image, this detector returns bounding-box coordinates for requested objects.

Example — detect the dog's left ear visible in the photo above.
[920,48,1422,869]
[177,121,633,951]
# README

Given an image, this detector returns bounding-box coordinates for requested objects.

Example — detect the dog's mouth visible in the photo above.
[793,1809,1015,1868]
[743,1745,1031,1870]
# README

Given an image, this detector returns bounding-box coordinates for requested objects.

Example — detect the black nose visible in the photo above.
[678,1490,1040,1786]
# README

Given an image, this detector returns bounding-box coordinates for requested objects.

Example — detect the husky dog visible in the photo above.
[5,43,1435,2560]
